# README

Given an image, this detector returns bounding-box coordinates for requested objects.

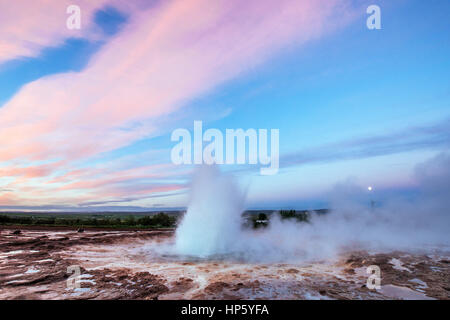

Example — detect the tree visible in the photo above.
[152,213,174,227]
[125,215,136,226]
[257,213,268,221]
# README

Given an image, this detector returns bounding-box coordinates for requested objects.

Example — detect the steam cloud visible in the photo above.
[173,153,450,262]
[174,166,246,257]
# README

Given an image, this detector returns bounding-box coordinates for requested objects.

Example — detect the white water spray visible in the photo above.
[171,153,450,262]
[174,166,245,257]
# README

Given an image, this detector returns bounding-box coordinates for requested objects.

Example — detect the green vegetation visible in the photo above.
[257,213,268,221]
[0,212,177,229]
[1,209,326,230]
[247,210,314,229]
[279,210,310,223]
[250,212,269,229]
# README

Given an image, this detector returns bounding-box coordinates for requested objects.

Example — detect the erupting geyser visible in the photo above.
[174,166,246,257]
[170,153,450,263]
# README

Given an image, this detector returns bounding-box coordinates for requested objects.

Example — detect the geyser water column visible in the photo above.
[175,166,246,257]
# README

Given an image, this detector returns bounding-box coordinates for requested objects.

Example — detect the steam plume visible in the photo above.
[173,153,450,262]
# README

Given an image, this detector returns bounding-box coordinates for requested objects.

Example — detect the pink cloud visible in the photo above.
[0,0,149,64]
[0,0,356,206]
[0,0,112,64]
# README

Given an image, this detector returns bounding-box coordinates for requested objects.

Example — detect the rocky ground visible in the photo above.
[0,226,448,300]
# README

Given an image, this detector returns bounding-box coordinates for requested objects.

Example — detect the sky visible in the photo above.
[0,0,449,211]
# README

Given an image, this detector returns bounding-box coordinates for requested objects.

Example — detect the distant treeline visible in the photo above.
[250,209,321,228]
[0,212,176,228]
[279,210,310,222]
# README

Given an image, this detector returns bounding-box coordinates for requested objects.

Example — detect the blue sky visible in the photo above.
[0,0,449,211]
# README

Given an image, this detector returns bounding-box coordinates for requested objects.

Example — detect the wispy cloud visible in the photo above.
[281,118,450,168]
[0,0,112,64]
[78,190,187,207]
[0,0,355,206]
[0,204,182,212]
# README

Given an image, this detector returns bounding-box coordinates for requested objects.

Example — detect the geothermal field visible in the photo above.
[0,228,449,300]
[0,167,449,300]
